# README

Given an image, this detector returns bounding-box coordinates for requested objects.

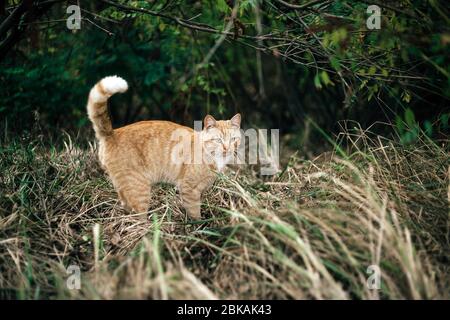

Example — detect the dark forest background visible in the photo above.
[0,0,449,151]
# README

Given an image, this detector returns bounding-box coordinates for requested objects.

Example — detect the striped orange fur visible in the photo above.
[87,76,241,220]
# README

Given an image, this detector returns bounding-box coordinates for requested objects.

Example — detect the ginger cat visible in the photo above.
[87,76,241,220]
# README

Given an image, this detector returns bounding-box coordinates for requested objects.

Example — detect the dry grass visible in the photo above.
[0,126,448,300]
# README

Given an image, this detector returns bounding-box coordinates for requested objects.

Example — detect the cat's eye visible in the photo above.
[212,138,222,143]
[231,137,240,142]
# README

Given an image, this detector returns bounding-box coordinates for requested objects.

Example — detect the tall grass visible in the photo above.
[0,126,448,299]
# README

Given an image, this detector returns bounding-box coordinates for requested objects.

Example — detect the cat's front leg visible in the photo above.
[180,188,202,220]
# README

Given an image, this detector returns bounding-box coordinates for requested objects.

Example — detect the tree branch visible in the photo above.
[0,0,61,60]
[272,0,328,10]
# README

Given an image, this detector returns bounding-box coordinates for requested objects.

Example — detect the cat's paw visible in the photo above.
[187,210,202,221]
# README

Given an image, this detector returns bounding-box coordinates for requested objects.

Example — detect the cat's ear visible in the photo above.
[231,113,241,128]
[204,115,217,129]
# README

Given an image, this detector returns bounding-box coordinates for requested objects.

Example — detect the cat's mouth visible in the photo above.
[208,150,239,166]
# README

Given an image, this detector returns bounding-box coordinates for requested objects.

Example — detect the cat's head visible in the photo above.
[202,113,241,169]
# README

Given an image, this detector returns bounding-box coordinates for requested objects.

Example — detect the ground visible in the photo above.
[0,128,448,299]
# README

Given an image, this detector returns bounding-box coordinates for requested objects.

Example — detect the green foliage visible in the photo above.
[0,0,448,141]
[395,108,449,144]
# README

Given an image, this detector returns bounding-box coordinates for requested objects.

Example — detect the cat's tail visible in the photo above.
[87,75,128,139]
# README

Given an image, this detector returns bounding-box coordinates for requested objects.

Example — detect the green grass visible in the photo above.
[0,127,448,299]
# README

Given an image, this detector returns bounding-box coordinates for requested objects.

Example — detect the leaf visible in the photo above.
[367,84,378,101]
[424,120,433,136]
[330,56,341,71]
[180,83,189,92]
[404,108,416,127]
[368,65,377,75]
[401,90,411,103]
[395,115,405,133]
[217,0,229,13]
[359,79,368,89]
[314,73,322,89]
[320,71,332,86]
